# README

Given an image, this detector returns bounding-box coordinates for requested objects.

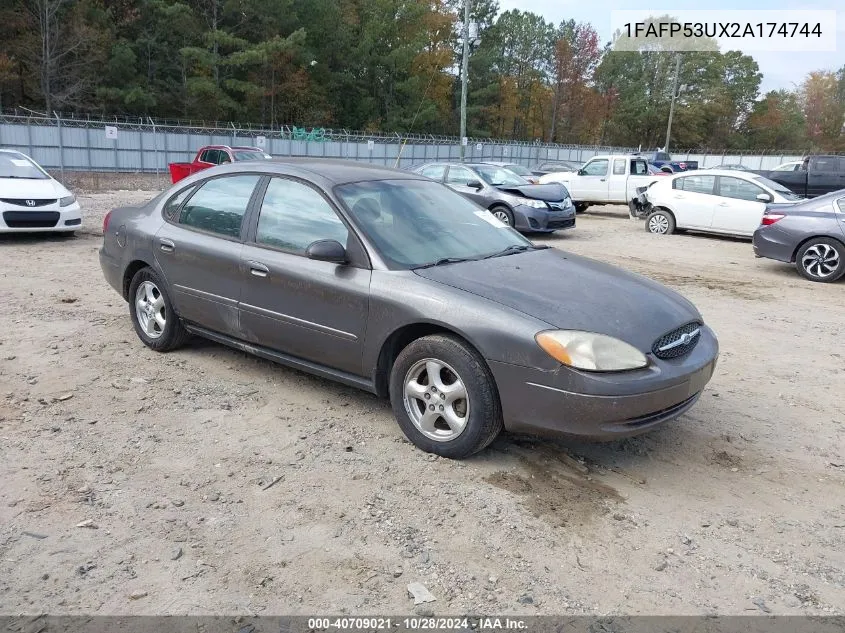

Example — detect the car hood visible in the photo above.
[495,183,569,201]
[414,248,702,351]
[0,177,68,198]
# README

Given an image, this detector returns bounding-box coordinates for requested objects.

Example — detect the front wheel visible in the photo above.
[575,203,588,214]
[128,267,189,351]
[489,205,514,227]
[795,238,845,283]
[645,209,675,235]
[389,334,503,458]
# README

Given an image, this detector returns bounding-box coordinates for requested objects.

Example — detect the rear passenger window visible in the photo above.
[674,175,715,195]
[613,159,626,175]
[420,165,446,180]
[163,186,195,221]
[179,175,259,239]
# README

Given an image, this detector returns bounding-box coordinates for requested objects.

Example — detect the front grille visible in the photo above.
[652,321,702,359]
[547,218,575,230]
[3,211,60,228]
[1,198,57,208]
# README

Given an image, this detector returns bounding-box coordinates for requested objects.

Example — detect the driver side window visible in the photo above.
[446,166,475,185]
[582,159,608,176]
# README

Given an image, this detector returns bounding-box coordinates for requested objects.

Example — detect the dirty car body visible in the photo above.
[100,158,718,457]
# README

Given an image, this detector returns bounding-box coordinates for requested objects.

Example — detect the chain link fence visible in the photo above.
[0,109,820,184]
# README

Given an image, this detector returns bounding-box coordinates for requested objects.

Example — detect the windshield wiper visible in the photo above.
[413,256,478,270]
[482,244,547,260]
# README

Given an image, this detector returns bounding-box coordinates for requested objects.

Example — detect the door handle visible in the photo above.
[159,238,175,253]
[247,261,269,277]
[600,178,606,182]
[718,202,729,207]
[673,194,684,199]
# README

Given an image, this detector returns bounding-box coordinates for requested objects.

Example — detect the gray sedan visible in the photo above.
[753,189,845,282]
[411,162,575,233]
[99,159,718,458]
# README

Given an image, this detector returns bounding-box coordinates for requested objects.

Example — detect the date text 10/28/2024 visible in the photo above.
[307,618,528,631]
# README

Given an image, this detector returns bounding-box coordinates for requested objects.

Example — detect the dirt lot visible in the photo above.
[1,190,843,616]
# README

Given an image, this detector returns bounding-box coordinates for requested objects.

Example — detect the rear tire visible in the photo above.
[795,238,845,283]
[389,334,503,459]
[128,267,190,351]
[575,203,588,214]
[645,209,675,235]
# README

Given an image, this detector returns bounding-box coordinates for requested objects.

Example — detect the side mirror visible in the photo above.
[756,192,773,203]
[306,239,347,263]
[577,169,586,176]
[465,180,483,189]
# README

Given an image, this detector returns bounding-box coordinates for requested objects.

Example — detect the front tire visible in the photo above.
[795,238,845,283]
[645,209,675,235]
[128,267,189,351]
[489,205,514,227]
[389,334,503,458]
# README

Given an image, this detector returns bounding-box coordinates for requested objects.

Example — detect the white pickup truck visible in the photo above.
[537,155,663,213]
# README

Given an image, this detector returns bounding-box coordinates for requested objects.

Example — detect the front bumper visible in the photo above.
[0,202,82,232]
[489,325,719,440]
[513,204,576,233]
[628,190,651,219]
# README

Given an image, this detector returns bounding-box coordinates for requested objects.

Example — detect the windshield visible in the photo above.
[502,164,532,177]
[472,165,527,186]
[0,151,49,179]
[233,151,269,161]
[753,176,804,200]
[336,179,532,269]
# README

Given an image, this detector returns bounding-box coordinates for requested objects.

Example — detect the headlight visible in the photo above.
[535,330,648,372]
[514,197,546,208]
[60,195,76,207]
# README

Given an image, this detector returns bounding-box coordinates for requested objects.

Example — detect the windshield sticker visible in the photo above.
[474,210,507,228]
[10,159,31,167]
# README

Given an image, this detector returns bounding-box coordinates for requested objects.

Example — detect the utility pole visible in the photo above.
[459,0,470,162]
[664,53,681,152]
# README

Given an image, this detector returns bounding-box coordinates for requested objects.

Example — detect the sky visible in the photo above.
[496,0,845,94]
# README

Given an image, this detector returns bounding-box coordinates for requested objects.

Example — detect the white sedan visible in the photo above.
[640,169,804,237]
[0,149,82,233]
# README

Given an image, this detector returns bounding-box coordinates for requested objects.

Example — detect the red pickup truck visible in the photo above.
[168,145,271,183]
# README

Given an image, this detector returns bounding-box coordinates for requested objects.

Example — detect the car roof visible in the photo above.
[208,157,427,186]
[675,169,758,178]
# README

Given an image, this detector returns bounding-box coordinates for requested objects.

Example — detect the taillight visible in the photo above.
[761,213,785,226]
[103,210,113,234]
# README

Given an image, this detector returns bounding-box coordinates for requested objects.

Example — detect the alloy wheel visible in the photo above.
[801,243,841,279]
[403,358,470,442]
[135,280,167,339]
[648,214,669,234]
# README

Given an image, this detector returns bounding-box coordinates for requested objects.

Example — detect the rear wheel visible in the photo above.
[128,267,189,351]
[575,203,588,214]
[489,205,514,227]
[645,209,675,235]
[389,334,503,458]
[795,238,845,283]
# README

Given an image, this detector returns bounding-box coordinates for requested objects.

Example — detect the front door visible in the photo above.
[576,158,610,201]
[445,165,487,207]
[713,176,768,235]
[154,173,262,336]
[239,176,371,377]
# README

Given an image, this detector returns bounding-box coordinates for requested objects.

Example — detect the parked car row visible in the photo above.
[629,167,845,283]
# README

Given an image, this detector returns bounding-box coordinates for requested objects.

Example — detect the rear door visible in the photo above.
[712,176,768,235]
[577,158,610,201]
[154,173,262,336]
[807,156,841,197]
[669,174,717,229]
[607,158,629,202]
[238,176,371,376]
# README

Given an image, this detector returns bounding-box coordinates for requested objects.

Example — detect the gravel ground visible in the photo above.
[0,191,843,616]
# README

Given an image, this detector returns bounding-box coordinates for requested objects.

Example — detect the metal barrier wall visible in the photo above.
[0,112,813,180]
